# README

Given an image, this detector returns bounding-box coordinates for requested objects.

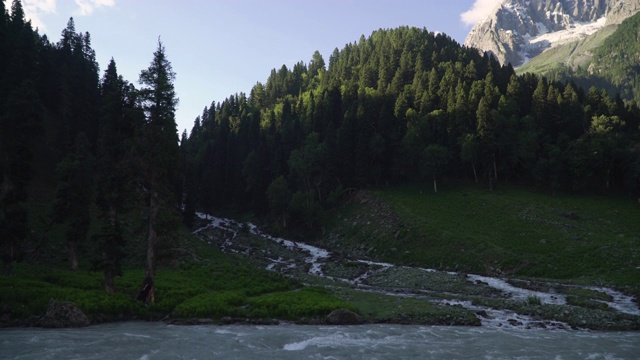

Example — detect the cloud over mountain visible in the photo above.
[460,0,503,26]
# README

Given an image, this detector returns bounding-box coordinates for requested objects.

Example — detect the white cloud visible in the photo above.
[22,0,57,31]
[461,0,504,26]
[74,0,115,16]
[20,0,114,31]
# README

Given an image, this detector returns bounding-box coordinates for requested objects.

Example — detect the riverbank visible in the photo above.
[2,186,640,330]
[189,209,640,331]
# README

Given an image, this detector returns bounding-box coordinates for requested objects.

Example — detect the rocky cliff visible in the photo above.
[465,0,640,67]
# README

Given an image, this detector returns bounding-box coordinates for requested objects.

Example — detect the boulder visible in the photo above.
[39,299,90,328]
[326,309,364,325]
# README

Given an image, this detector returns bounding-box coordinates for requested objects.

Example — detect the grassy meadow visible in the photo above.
[327,184,640,288]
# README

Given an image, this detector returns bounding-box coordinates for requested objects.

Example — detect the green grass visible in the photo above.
[331,287,480,326]
[329,184,640,288]
[0,234,355,324]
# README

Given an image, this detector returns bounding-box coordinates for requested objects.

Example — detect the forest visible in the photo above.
[1,0,639,301]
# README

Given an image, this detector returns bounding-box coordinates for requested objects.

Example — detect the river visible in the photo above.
[2,322,639,359]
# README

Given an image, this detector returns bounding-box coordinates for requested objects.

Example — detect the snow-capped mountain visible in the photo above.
[465,0,640,67]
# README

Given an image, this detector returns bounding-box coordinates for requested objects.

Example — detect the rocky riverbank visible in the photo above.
[192,211,640,331]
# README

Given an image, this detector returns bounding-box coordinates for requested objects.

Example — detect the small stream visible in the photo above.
[194,213,640,329]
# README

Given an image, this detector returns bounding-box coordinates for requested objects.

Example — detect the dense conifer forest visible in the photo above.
[181,26,640,232]
[1,0,639,300]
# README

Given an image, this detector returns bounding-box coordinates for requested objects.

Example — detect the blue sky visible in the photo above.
[21,0,502,134]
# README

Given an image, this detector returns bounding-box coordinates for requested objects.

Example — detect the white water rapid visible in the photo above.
[194,212,640,330]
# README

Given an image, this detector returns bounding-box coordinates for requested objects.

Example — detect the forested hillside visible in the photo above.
[181,26,640,232]
[1,0,639,298]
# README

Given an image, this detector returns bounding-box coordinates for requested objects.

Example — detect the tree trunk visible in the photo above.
[68,240,79,271]
[3,245,15,275]
[104,268,116,293]
[104,207,117,293]
[432,175,438,193]
[488,171,494,192]
[472,162,478,184]
[138,190,158,304]
[3,260,12,276]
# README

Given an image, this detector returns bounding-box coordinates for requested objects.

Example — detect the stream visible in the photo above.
[194,213,640,330]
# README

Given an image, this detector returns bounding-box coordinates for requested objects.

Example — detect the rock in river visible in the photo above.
[326,309,364,325]
[39,299,90,328]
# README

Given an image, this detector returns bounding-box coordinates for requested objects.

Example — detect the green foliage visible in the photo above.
[566,295,611,311]
[526,295,542,306]
[173,291,247,318]
[0,242,301,322]
[0,268,145,319]
[181,25,640,237]
[332,287,480,325]
[247,287,355,320]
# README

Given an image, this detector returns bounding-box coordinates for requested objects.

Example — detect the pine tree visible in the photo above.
[136,39,180,304]
[0,80,42,274]
[94,59,141,291]
[52,133,93,271]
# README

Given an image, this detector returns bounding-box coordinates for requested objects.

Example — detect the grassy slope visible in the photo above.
[517,25,617,74]
[327,184,640,288]
[0,232,353,325]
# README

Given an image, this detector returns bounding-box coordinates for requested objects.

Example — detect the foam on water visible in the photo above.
[123,333,152,339]
[467,274,566,305]
[442,299,569,330]
[282,330,412,352]
[589,287,640,316]
[198,212,331,276]
[3,322,640,359]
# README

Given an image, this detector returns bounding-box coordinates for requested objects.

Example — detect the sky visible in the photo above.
[20,0,503,135]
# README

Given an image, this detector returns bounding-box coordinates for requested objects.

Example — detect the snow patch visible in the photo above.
[529,17,606,48]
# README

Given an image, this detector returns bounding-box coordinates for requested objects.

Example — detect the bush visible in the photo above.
[173,291,247,319]
[566,295,611,311]
[247,287,356,320]
[526,295,542,306]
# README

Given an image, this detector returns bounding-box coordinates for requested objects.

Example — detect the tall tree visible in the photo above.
[52,132,93,271]
[136,39,179,304]
[0,81,41,274]
[94,59,142,291]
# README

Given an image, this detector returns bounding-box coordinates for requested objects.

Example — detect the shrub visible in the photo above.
[526,295,542,306]
[173,291,247,319]
[247,287,356,320]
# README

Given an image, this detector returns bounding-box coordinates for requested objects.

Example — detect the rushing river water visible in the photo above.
[2,322,639,359]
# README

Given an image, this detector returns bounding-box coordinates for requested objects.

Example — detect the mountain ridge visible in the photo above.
[465,0,640,67]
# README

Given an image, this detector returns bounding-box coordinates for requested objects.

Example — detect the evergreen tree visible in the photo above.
[94,59,141,291]
[0,80,42,274]
[136,39,180,304]
[52,133,93,271]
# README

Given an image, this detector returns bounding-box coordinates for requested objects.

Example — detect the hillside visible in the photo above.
[187,184,640,330]
[517,24,618,74]
[1,0,639,329]
[465,0,640,68]
[520,11,640,105]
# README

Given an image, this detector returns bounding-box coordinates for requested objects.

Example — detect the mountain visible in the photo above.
[519,10,640,105]
[465,0,640,68]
